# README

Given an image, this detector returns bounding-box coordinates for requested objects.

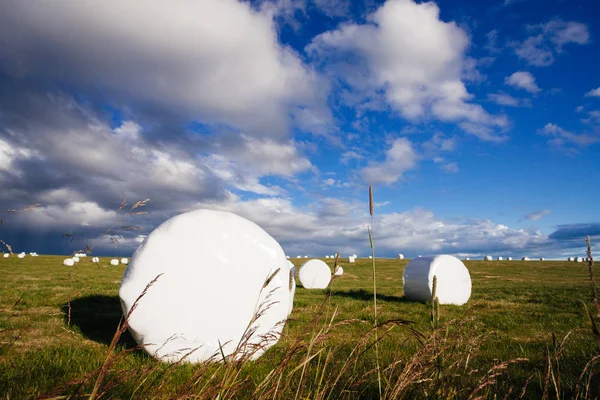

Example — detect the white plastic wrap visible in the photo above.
[111,259,119,265]
[63,258,74,266]
[298,259,331,289]
[118,209,291,364]
[403,255,472,306]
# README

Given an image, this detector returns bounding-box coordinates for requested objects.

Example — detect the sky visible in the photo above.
[0,0,599,259]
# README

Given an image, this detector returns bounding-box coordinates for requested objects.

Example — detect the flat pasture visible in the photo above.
[0,256,598,399]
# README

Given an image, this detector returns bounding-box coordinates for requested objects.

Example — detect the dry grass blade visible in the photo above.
[0,239,14,255]
[88,273,163,400]
[369,185,374,216]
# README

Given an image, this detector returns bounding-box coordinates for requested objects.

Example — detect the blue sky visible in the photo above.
[0,0,598,259]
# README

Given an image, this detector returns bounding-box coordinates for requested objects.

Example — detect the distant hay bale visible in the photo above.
[522,257,530,261]
[304,256,308,258]
[110,259,119,266]
[18,253,25,259]
[465,257,470,261]
[286,255,290,259]
[568,257,574,261]
[397,254,404,259]
[497,256,503,261]
[63,258,74,266]
[348,256,355,263]
[369,256,373,259]
[92,257,100,263]
[507,257,512,261]
[403,255,471,305]
[576,257,583,263]
[484,255,492,261]
[334,266,344,276]
[72,256,80,263]
[121,258,129,264]
[352,254,357,258]
[325,255,330,259]
[296,256,302,259]
[539,257,544,261]
[298,259,331,289]
[3,253,8,258]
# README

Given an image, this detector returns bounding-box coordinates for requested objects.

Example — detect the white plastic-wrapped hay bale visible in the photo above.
[286,255,290,259]
[73,256,80,263]
[119,209,291,364]
[298,259,331,289]
[522,257,530,261]
[348,256,355,263]
[3,253,8,258]
[334,266,344,276]
[369,255,373,259]
[353,254,357,258]
[465,257,470,261]
[330,255,335,259]
[540,257,544,261]
[121,258,129,265]
[507,257,512,261]
[398,254,404,260]
[63,258,74,266]
[325,255,330,259]
[18,253,25,259]
[111,259,119,266]
[567,257,574,261]
[576,257,584,262]
[92,257,100,263]
[296,256,301,259]
[483,255,492,261]
[403,255,471,306]
[497,256,503,261]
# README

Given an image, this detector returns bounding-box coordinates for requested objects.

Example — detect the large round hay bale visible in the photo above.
[497,256,503,261]
[484,255,492,261]
[397,254,404,260]
[522,257,530,261]
[111,259,119,266]
[298,259,331,289]
[576,257,584,262]
[3,253,9,258]
[119,209,291,364]
[63,258,74,266]
[402,255,472,306]
[334,266,344,276]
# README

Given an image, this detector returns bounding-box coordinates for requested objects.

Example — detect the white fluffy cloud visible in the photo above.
[0,0,328,136]
[512,19,589,67]
[540,123,600,147]
[585,87,600,97]
[360,138,417,184]
[189,196,552,257]
[505,71,541,93]
[306,0,507,140]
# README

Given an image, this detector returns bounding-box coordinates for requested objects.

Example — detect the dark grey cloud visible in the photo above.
[549,223,600,242]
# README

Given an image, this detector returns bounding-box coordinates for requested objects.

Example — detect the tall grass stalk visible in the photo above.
[368,185,382,399]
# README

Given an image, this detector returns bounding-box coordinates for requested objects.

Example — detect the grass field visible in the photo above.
[0,255,598,399]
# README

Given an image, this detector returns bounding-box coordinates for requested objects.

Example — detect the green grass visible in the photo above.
[0,255,598,399]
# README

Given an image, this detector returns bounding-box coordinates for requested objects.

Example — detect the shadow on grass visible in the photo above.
[62,295,137,349]
[332,289,412,303]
